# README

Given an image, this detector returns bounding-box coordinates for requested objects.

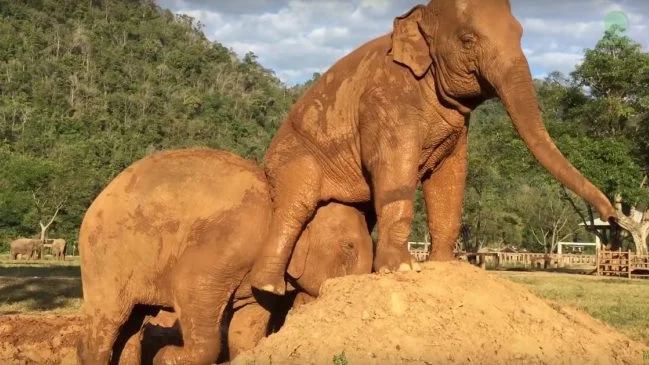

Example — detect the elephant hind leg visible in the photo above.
[77,303,134,365]
[153,250,241,365]
[111,305,160,365]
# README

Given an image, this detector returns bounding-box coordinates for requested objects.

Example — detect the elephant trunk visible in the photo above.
[486,55,617,222]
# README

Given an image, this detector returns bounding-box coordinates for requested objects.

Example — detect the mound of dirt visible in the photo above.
[0,315,82,365]
[233,262,647,365]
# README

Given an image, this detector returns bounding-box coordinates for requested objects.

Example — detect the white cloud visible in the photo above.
[527,52,584,73]
[156,0,649,85]
[521,18,601,39]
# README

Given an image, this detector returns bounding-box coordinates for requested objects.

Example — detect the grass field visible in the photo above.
[1,257,647,345]
[496,270,649,345]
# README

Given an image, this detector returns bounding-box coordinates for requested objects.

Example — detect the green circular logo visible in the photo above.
[604,10,629,32]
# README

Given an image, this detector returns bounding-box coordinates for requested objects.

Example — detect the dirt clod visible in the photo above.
[233,262,648,365]
[0,315,82,365]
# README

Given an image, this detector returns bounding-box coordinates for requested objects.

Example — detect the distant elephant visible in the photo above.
[76,149,373,365]
[51,238,66,260]
[10,238,43,260]
[248,0,617,294]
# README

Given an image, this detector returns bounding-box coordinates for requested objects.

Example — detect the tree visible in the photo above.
[516,185,580,254]
[565,29,649,254]
[32,191,65,243]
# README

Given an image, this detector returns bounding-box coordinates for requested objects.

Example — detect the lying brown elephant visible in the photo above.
[76,148,373,365]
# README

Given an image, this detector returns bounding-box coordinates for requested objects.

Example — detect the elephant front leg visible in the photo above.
[249,155,323,295]
[422,127,468,261]
[371,155,421,273]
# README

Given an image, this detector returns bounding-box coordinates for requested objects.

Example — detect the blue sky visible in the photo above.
[155,0,649,85]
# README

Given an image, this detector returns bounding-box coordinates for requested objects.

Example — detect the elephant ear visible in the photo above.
[287,226,311,280]
[390,4,432,78]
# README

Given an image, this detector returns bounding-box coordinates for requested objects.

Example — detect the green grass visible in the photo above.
[332,351,349,365]
[497,271,649,345]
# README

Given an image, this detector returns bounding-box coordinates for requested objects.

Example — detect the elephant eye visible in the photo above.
[460,33,476,48]
[343,242,355,251]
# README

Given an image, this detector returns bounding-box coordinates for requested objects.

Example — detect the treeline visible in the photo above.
[0,1,647,254]
[0,0,305,249]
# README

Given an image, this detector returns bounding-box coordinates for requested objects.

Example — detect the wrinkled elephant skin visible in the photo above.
[249,0,617,294]
[76,149,373,365]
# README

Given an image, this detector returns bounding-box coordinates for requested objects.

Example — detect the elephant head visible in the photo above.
[286,202,373,297]
[391,0,616,222]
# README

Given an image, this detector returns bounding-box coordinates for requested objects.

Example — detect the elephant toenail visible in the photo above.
[261,284,276,292]
[398,263,411,272]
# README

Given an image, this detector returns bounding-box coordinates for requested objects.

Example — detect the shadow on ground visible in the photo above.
[0,264,80,278]
[0,263,82,313]
[0,277,82,312]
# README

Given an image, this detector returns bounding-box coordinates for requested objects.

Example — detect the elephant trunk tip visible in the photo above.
[601,207,618,225]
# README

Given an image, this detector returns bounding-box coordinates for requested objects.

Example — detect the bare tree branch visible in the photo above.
[560,186,608,244]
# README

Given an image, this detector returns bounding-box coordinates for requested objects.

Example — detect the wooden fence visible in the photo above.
[409,249,597,268]
[408,248,649,279]
[450,252,597,269]
[596,249,649,279]
[409,249,430,262]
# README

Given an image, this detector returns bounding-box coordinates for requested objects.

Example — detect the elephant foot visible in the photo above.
[153,344,219,365]
[428,248,456,261]
[374,244,422,274]
[249,259,287,295]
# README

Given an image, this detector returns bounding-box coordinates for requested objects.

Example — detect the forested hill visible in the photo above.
[1,0,648,254]
[0,0,304,245]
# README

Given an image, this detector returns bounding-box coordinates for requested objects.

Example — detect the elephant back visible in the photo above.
[10,238,40,249]
[78,148,272,281]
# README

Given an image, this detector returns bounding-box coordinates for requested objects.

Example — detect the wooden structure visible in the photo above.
[557,241,599,254]
[408,242,430,261]
[596,248,649,279]
[409,249,430,262]
[578,218,611,248]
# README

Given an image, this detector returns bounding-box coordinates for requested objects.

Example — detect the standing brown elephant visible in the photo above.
[77,149,373,365]
[249,0,618,294]
[51,238,66,260]
[10,238,43,260]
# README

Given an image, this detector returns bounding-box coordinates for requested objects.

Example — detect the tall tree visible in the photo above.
[566,29,649,254]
